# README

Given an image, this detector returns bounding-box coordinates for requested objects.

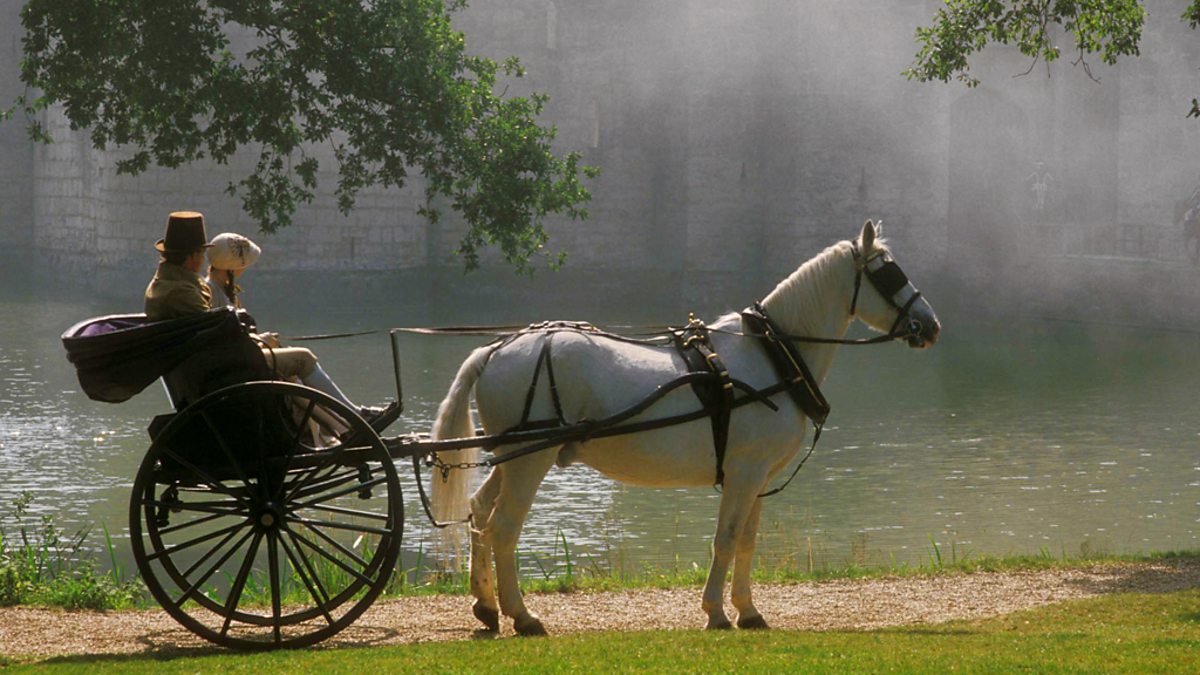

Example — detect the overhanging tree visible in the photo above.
[906,0,1200,116]
[10,0,597,272]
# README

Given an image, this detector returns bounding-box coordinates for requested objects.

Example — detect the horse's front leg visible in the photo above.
[731,496,768,629]
[702,478,762,630]
[489,450,557,636]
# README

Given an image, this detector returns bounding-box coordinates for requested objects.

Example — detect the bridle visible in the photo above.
[849,243,925,342]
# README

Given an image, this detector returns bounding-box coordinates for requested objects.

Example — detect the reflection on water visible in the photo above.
[2,278,1198,575]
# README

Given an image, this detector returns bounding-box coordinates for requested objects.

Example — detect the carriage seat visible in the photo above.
[62,307,271,408]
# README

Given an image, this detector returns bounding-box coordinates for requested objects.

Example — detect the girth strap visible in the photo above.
[673,315,735,486]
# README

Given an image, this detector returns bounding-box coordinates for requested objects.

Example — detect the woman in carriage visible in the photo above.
[145,211,399,431]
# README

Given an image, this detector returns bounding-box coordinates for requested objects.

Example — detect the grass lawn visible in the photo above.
[10,588,1199,673]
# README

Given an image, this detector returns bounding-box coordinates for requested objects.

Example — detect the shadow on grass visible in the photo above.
[883,627,977,637]
[1062,555,1200,596]
[34,623,403,667]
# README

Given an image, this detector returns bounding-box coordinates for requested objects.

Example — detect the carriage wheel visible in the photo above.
[130,381,402,650]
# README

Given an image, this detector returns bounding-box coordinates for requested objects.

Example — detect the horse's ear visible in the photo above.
[860,219,877,251]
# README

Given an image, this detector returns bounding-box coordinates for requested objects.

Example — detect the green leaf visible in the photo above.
[14,0,596,272]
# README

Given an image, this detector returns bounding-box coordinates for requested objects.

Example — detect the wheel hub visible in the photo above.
[256,501,283,531]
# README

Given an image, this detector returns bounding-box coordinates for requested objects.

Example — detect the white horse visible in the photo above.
[430,220,940,635]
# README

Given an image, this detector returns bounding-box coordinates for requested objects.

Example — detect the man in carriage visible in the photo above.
[145,210,399,430]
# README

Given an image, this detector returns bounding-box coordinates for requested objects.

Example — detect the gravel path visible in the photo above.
[3,558,1197,662]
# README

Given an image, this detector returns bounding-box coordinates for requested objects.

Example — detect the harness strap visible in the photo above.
[673,315,735,486]
[740,302,832,498]
[518,341,548,428]
[544,340,568,424]
[757,423,821,498]
[473,373,780,469]
[513,334,569,433]
[740,303,830,425]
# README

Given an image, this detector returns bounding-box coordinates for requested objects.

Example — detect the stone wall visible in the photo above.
[0,0,32,249]
[452,0,954,308]
[4,0,1199,320]
[1116,7,1200,262]
[1,0,960,307]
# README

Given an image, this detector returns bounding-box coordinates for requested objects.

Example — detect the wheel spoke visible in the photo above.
[296,520,371,569]
[291,474,389,510]
[221,529,264,637]
[159,510,234,537]
[145,519,250,563]
[271,399,323,505]
[165,497,246,509]
[143,498,244,520]
[290,529,375,586]
[286,516,394,537]
[267,532,283,645]
[290,399,320,444]
[159,447,250,506]
[284,450,348,502]
[292,501,390,522]
[287,467,364,503]
[174,528,256,608]
[201,410,256,498]
[278,529,334,625]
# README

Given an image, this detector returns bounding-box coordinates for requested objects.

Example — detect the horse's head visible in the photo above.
[848,220,941,349]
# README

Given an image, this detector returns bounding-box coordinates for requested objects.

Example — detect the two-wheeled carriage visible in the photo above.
[63,308,419,649]
[62,221,941,648]
[58,306,754,649]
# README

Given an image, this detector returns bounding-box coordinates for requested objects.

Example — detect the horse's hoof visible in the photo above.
[514,614,548,637]
[706,618,733,630]
[473,601,500,632]
[737,614,770,630]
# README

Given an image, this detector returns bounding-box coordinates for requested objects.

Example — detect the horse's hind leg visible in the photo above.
[489,449,557,636]
[469,468,502,631]
[732,497,768,629]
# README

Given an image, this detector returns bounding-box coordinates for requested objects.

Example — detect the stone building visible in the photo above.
[1,1,1198,321]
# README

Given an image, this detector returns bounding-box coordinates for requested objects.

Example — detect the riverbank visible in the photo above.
[2,556,1198,664]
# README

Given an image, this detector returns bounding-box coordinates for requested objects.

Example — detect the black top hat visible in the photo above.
[155,211,214,253]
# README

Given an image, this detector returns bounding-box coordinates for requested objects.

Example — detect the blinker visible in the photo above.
[867,258,909,300]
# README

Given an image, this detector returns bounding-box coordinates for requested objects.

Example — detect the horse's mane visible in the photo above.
[759,237,889,338]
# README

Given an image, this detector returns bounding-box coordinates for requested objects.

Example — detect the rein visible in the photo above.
[286,322,911,347]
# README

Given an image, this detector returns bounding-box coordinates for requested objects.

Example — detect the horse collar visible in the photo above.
[741,303,830,427]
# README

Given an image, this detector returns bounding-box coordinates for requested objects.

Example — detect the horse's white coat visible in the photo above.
[430,221,940,633]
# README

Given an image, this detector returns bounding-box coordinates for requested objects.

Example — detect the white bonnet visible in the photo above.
[207,232,261,271]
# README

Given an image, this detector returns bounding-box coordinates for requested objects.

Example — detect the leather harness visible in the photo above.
[677,304,831,487]
[495,312,835,488]
[468,241,926,489]
[674,315,736,485]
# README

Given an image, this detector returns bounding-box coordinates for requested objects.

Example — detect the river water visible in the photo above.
[1,275,1198,574]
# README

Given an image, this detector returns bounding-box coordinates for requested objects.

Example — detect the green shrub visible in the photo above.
[0,558,29,606]
[0,492,141,610]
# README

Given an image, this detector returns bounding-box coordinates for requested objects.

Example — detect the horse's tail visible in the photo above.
[429,344,491,564]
